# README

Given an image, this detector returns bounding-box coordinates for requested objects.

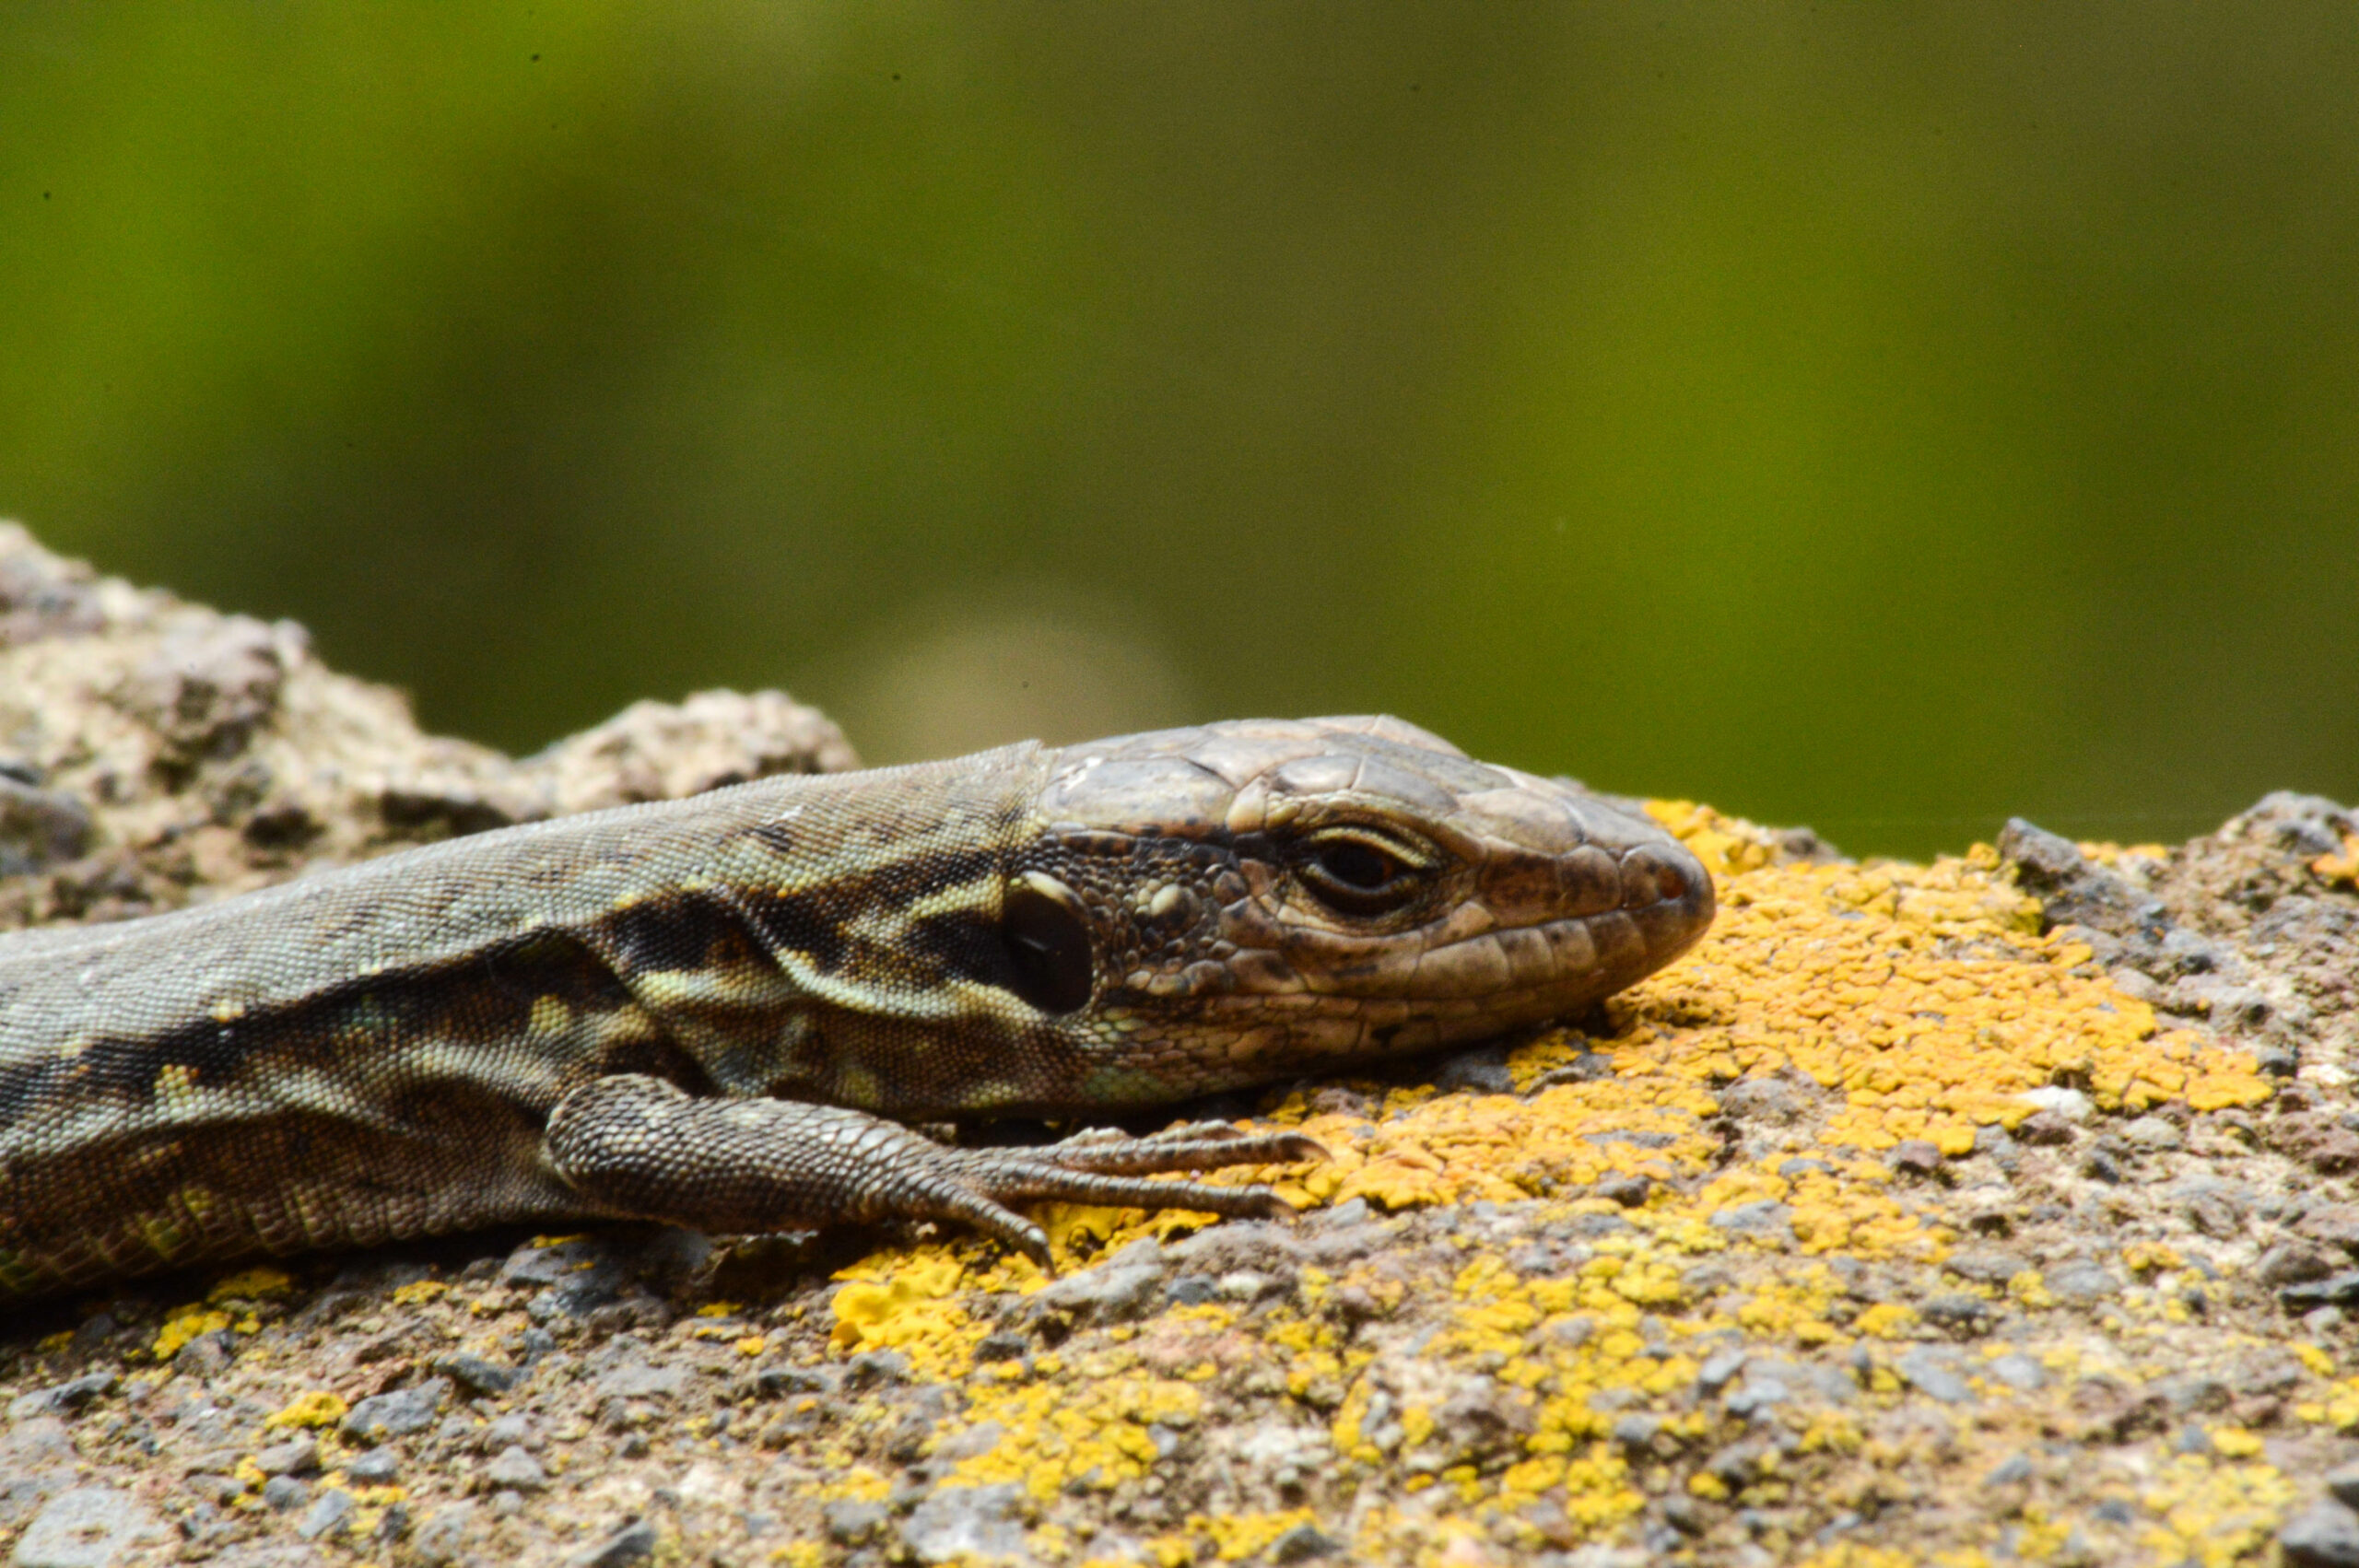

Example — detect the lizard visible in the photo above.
[0,715,1714,1301]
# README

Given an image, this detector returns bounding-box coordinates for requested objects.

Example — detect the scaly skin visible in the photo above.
[0,716,1712,1296]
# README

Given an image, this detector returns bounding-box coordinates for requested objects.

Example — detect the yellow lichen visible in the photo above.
[264,1390,349,1430]
[205,1267,292,1303]
[151,1303,232,1360]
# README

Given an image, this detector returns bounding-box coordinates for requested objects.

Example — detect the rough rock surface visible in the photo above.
[3,522,2358,1568]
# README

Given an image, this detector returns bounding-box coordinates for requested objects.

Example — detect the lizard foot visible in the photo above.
[546,1074,1327,1267]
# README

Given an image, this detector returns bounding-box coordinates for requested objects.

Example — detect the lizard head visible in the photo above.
[778,711,1717,1113]
[1002,716,1716,1106]
[732,716,1711,1117]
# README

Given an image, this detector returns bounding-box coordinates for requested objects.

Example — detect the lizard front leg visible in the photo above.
[544,1074,1324,1265]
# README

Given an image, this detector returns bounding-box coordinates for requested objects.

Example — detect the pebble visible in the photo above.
[565,1519,657,1568]
[343,1378,452,1442]
[10,1488,159,1568]
[1895,1349,1977,1405]
[297,1488,355,1541]
[899,1484,1028,1564]
[1269,1522,1343,1562]
[2043,1259,2122,1304]
[484,1445,548,1492]
[2282,1498,2359,1568]
[345,1448,401,1484]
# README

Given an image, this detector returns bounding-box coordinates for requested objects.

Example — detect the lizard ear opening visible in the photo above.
[1002,873,1095,1015]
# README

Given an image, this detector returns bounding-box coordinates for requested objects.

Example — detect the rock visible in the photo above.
[1985,1454,2035,1488]
[823,1501,889,1547]
[345,1448,400,1484]
[565,1519,658,1568]
[1998,818,2168,937]
[1889,1140,1944,1176]
[341,1378,450,1441]
[5,1375,114,1423]
[252,1433,318,1476]
[1943,1247,2030,1286]
[1919,1293,1993,1332]
[260,1476,308,1511]
[1023,1250,1168,1328]
[413,1503,481,1566]
[484,1445,548,1492]
[593,1362,687,1402]
[2014,1109,2078,1146]
[437,1352,520,1396]
[1895,1349,1977,1405]
[2120,1115,2185,1151]
[0,779,90,877]
[1430,1043,1513,1094]
[899,1484,1028,1564]
[2043,1260,2121,1304]
[297,1489,355,1541]
[1708,1200,1795,1246]
[2283,1499,2359,1567]
[10,1488,160,1568]
[841,1350,910,1389]
[2332,1464,2359,1511]
[1270,1523,1343,1562]
[2259,1243,2337,1288]
[2283,1272,2359,1312]
[1984,1354,2048,1392]
[2297,1205,2359,1255]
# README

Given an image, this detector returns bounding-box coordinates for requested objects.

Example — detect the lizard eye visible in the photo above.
[1001,873,1095,1014]
[1296,828,1427,917]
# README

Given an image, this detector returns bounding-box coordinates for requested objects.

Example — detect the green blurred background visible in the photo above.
[4,4,2353,858]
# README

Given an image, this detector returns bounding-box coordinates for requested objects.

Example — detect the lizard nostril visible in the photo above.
[1656,860,1690,904]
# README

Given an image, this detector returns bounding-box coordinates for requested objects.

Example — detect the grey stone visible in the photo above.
[260,1477,309,1512]
[411,1502,480,1566]
[344,1449,400,1484]
[2283,1499,2359,1568]
[566,1519,657,1568]
[1708,1200,1795,1246]
[1025,1255,1167,1327]
[1270,1523,1342,1562]
[594,1362,687,1401]
[1722,1377,1788,1419]
[933,1422,1005,1463]
[482,1412,536,1451]
[842,1349,910,1388]
[297,1489,355,1541]
[1985,1454,2034,1488]
[1697,1351,1748,1391]
[2330,1463,2359,1511]
[437,1353,520,1396]
[10,1489,159,1568]
[253,1434,318,1476]
[1612,1412,1663,1448]
[0,779,92,878]
[5,1375,115,1424]
[1889,1139,1944,1176]
[483,1445,546,1492]
[1985,1354,2048,1392]
[900,1484,1028,1563]
[2043,1259,2121,1304]
[1431,1043,1513,1094]
[1895,1348,1977,1405]
[1944,1247,2030,1286]
[2283,1272,2359,1312]
[1920,1293,1993,1331]
[823,1501,889,1547]
[342,1378,450,1441]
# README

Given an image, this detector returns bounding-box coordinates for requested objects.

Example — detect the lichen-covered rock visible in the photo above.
[3,522,2358,1567]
